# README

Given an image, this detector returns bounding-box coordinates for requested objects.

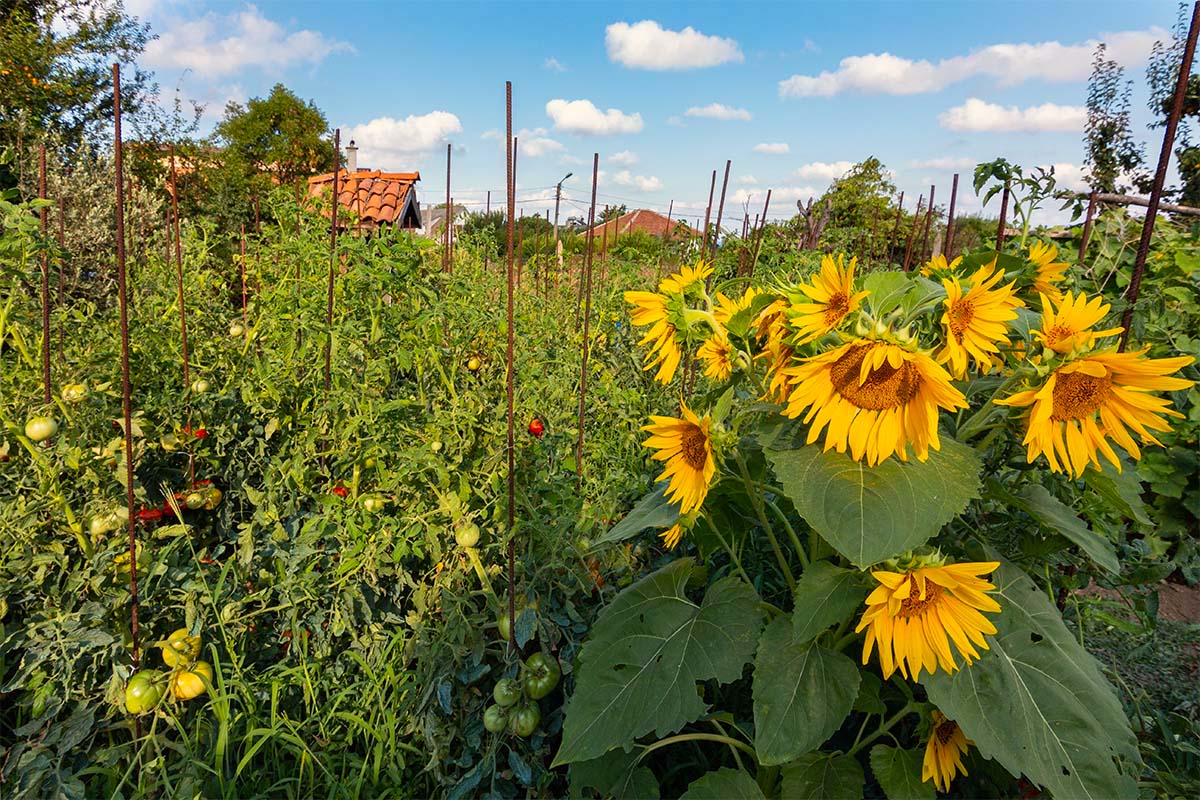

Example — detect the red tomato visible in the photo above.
[194,428,208,439]
[332,485,348,498]
[528,418,545,437]
[136,508,163,523]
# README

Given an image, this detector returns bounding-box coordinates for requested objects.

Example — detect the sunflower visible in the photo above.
[785,254,869,344]
[714,287,760,326]
[1026,240,1069,302]
[923,710,972,793]
[625,290,684,383]
[920,253,963,280]
[996,349,1194,477]
[783,339,968,466]
[753,298,795,404]
[1031,291,1123,354]
[659,261,712,295]
[698,331,735,381]
[938,264,1023,379]
[856,560,1001,680]
[642,403,716,514]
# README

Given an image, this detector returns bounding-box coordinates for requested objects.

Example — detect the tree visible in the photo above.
[0,0,153,187]
[1084,44,1148,194]
[812,157,899,260]
[599,204,626,223]
[213,84,333,191]
[1146,4,1200,204]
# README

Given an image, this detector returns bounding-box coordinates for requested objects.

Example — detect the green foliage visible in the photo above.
[870,745,934,800]
[680,767,765,799]
[781,752,865,799]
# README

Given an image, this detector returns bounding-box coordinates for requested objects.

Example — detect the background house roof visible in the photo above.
[307,169,421,226]
[588,209,701,239]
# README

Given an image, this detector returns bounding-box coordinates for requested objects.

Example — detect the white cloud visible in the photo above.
[544,57,567,72]
[1041,162,1092,193]
[143,4,352,77]
[733,186,819,204]
[559,154,586,166]
[754,142,790,155]
[666,116,685,127]
[343,112,463,169]
[794,160,855,181]
[909,156,977,170]
[608,150,639,165]
[513,127,563,157]
[937,98,1086,132]
[685,103,752,121]
[606,20,743,70]
[546,98,644,135]
[778,28,1164,97]
[613,170,662,192]
[738,175,758,185]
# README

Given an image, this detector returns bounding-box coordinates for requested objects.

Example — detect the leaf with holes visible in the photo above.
[870,745,934,800]
[553,558,764,766]
[680,768,765,799]
[766,439,981,567]
[921,560,1141,800]
[753,616,860,765]
[781,752,864,799]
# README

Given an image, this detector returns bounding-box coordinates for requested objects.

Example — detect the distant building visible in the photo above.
[589,209,701,240]
[420,203,466,242]
[306,168,422,233]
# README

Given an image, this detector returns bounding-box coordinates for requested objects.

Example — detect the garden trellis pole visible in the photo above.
[749,189,772,279]
[112,64,141,668]
[656,199,674,283]
[39,146,50,404]
[920,185,936,264]
[240,225,248,330]
[56,195,65,360]
[902,195,923,272]
[504,81,517,653]
[1077,190,1098,267]
[169,145,189,390]
[576,153,599,484]
[865,202,880,270]
[709,159,731,265]
[945,174,960,258]
[995,182,1010,251]
[887,191,904,265]
[1120,2,1200,350]
[702,170,716,259]
[324,129,340,395]
[444,143,452,272]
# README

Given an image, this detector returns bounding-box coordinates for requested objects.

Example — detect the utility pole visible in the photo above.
[553,172,572,260]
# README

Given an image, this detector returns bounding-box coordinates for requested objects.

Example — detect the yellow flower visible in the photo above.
[1031,291,1123,354]
[786,254,869,344]
[1027,240,1069,302]
[996,349,1194,477]
[754,298,794,404]
[783,339,968,466]
[659,523,685,549]
[920,254,963,279]
[658,261,712,294]
[938,264,1023,379]
[923,710,972,793]
[714,287,760,325]
[698,331,735,381]
[625,290,683,383]
[856,560,1001,680]
[642,403,716,514]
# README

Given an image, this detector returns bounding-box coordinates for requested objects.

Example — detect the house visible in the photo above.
[306,166,422,233]
[588,209,702,240]
[420,203,466,242]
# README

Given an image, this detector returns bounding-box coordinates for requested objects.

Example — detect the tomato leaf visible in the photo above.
[680,768,765,799]
[753,616,860,766]
[869,745,934,800]
[553,558,764,766]
[921,560,1141,800]
[780,752,864,799]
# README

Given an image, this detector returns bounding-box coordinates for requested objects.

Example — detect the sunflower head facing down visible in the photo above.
[855,557,1001,681]
[698,330,736,382]
[996,348,1194,477]
[783,338,968,466]
[624,262,715,385]
[938,263,1024,379]
[642,403,716,514]
[923,709,972,793]
[783,254,869,344]
[1026,240,1069,302]
[1031,291,1123,355]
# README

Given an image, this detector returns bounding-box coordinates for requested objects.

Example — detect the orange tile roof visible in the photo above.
[307,169,421,225]
[589,208,701,239]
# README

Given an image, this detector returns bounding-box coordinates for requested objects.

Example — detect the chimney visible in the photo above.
[346,139,358,173]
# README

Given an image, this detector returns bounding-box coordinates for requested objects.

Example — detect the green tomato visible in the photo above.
[430,440,443,453]
[483,704,508,733]
[124,670,165,714]
[507,702,541,738]
[361,495,386,513]
[228,322,245,337]
[455,522,480,549]
[522,652,561,700]
[492,678,522,708]
[191,379,211,394]
[61,383,88,403]
[185,491,206,510]
[24,416,58,442]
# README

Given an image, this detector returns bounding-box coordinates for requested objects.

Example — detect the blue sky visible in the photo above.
[130,0,1184,226]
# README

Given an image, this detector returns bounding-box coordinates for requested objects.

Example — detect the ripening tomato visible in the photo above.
[191,379,210,394]
[136,508,164,524]
[522,652,561,700]
[159,628,201,668]
[467,357,481,371]
[203,487,223,510]
[124,670,165,714]
[61,383,88,403]
[492,678,522,708]
[228,322,245,337]
[332,485,348,498]
[24,416,57,442]
[194,428,208,439]
[507,702,541,737]
[171,661,213,700]
[483,704,508,733]
[528,418,544,438]
[361,495,386,513]
[455,522,481,548]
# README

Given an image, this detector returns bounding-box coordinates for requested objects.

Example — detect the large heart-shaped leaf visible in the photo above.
[766,439,981,566]
[553,558,764,766]
[753,616,859,765]
[922,561,1141,800]
[568,748,659,800]
[680,768,765,800]
[792,560,869,644]
[870,745,934,800]
[781,752,864,799]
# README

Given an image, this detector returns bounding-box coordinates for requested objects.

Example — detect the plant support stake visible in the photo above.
[324,129,340,394]
[39,146,50,403]
[504,81,517,653]
[945,173,960,258]
[576,154,599,483]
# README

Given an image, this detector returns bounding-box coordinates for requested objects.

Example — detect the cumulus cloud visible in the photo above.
[1041,162,1092,192]
[738,175,758,185]
[685,103,752,121]
[518,128,565,157]
[778,28,1164,97]
[909,156,977,170]
[754,142,790,155]
[794,160,855,180]
[937,98,1086,132]
[606,20,743,70]
[343,112,463,169]
[608,150,639,165]
[143,4,352,77]
[546,98,644,135]
[544,57,567,72]
[614,170,662,192]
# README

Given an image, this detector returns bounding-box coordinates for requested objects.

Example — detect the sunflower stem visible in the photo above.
[763,494,809,570]
[736,451,797,593]
[847,702,916,758]
[956,371,1026,442]
[708,513,756,589]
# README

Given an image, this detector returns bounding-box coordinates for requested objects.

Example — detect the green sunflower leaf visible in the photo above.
[765,439,981,567]
[595,485,678,547]
[780,752,865,799]
[553,558,764,766]
[792,560,870,644]
[753,616,860,765]
[870,745,934,800]
[680,768,765,800]
[921,560,1141,800]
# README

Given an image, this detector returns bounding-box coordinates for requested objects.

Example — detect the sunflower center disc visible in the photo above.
[829,344,921,411]
[1051,371,1112,421]
[935,719,959,745]
[823,292,850,326]
[898,580,943,618]
[680,425,708,470]
[947,299,975,343]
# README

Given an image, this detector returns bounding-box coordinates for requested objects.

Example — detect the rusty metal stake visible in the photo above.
[39,146,50,403]
[945,174,960,258]
[656,199,674,282]
[504,81,517,653]
[169,145,188,390]
[324,129,340,394]
[56,195,65,360]
[702,170,716,259]
[1122,1,1200,349]
[887,192,904,265]
[1077,189,1098,267]
[576,152,599,483]
[710,159,731,264]
[920,185,936,264]
[749,189,772,278]
[996,182,1010,251]
[902,195,923,272]
[444,142,452,272]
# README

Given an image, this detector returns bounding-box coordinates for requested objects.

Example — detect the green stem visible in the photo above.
[639,732,758,763]
[762,494,808,570]
[956,371,1026,442]
[736,452,796,593]
[847,702,916,757]
[707,512,756,589]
